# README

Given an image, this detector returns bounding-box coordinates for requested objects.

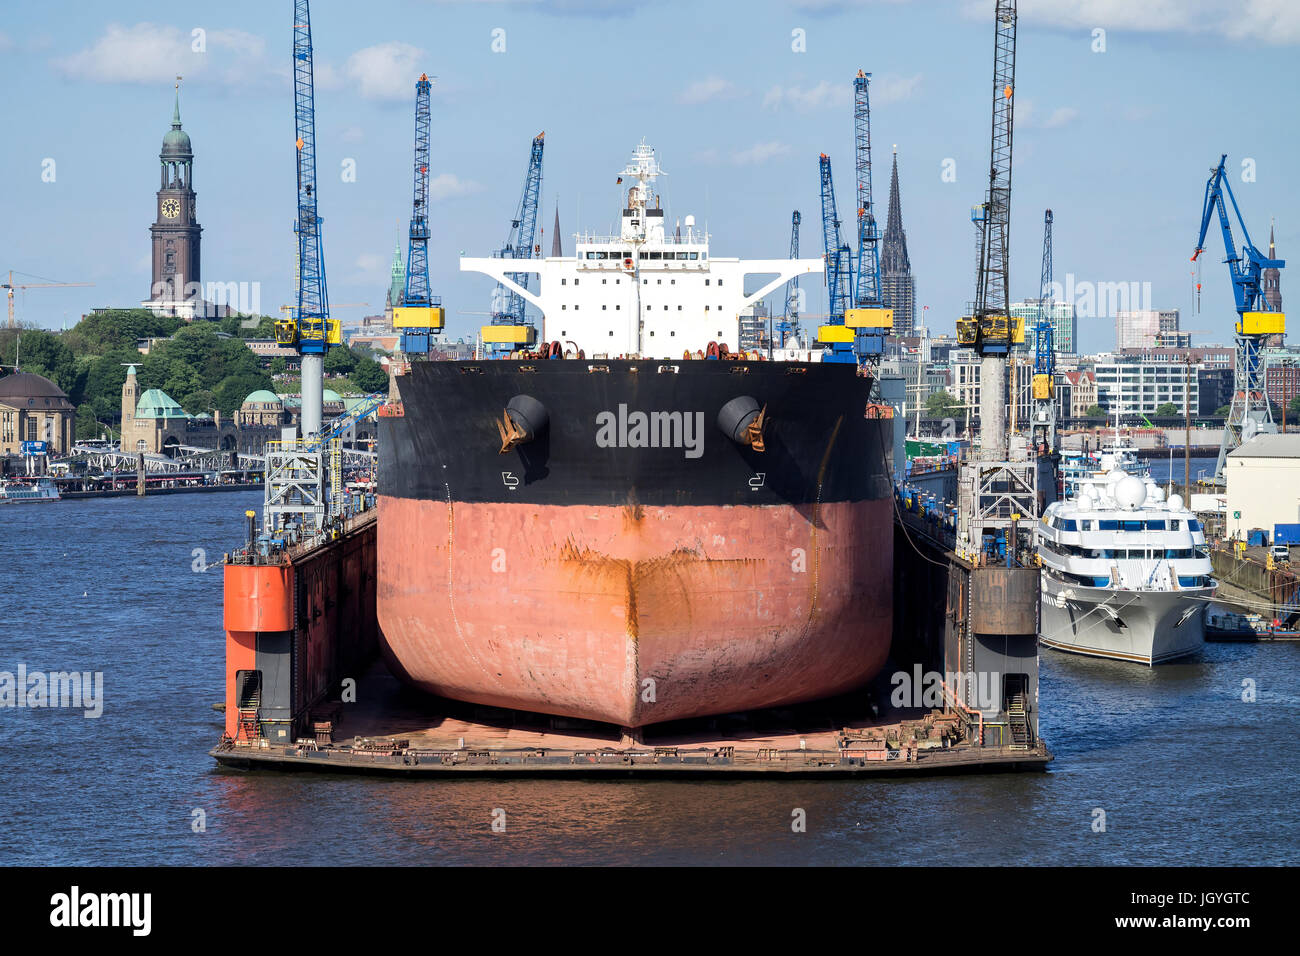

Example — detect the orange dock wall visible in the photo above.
[223,564,292,740]
[222,521,378,741]
[376,496,893,727]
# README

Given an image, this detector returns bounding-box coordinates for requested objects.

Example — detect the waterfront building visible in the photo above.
[0,372,75,456]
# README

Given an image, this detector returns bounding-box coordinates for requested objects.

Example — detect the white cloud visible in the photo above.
[428,173,483,200]
[1018,99,1080,129]
[52,23,275,88]
[873,73,923,105]
[355,253,386,274]
[341,126,365,144]
[986,0,1300,46]
[53,23,194,84]
[344,42,428,101]
[1041,106,1079,128]
[678,76,741,105]
[762,80,844,111]
[762,73,920,111]
[732,141,791,165]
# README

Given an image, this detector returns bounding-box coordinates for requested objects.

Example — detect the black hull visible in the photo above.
[379,359,893,506]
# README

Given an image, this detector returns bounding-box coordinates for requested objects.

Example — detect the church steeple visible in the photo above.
[147,79,202,317]
[387,241,406,312]
[879,146,916,336]
[551,206,563,258]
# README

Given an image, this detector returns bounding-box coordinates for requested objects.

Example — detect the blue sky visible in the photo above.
[1,0,1297,354]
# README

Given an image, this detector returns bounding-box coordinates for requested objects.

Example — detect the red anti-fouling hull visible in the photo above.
[376,495,893,727]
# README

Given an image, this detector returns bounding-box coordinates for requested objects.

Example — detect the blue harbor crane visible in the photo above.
[1030,209,1056,455]
[776,210,801,347]
[957,0,1019,459]
[394,73,445,355]
[818,153,854,363]
[1192,153,1287,478]
[851,69,890,359]
[274,0,340,438]
[487,132,544,352]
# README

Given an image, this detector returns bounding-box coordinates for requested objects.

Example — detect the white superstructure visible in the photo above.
[461,141,823,358]
[1037,457,1215,664]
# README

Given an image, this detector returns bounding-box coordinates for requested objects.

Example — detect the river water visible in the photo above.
[2,488,1295,865]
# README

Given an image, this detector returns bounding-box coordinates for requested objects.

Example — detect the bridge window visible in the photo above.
[689,252,699,260]
[705,279,710,286]
[560,278,566,285]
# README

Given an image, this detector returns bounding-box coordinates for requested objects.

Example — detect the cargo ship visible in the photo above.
[376,143,894,728]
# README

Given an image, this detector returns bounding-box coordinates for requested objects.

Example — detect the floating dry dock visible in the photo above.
[212,456,1051,778]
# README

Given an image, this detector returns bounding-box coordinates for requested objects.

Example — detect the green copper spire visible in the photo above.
[388,241,405,309]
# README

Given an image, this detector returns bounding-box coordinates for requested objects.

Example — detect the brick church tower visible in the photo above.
[146,85,203,318]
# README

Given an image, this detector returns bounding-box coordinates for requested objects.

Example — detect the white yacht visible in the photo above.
[1037,456,1214,664]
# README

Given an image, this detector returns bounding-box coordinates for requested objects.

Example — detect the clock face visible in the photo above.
[161,198,181,219]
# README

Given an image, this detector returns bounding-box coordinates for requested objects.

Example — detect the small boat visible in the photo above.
[1205,606,1300,641]
[0,477,61,503]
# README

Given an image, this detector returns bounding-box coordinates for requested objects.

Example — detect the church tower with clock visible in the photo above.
[146,87,203,318]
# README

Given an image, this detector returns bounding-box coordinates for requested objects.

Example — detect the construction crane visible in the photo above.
[957,0,1021,460]
[485,132,544,352]
[1030,209,1056,456]
[817,153,855,363]
[3,271,94,329]
[850,70,891,359]
[1192,153,1286,478]
[776,210,801,347]
[394,73,445,355]
[273,0,339,438]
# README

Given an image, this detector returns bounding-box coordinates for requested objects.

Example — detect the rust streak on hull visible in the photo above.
[377,495,893,727]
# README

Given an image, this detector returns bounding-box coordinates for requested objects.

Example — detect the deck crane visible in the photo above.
[817,153,855,363]
[776,210,801,346]
[1030,209,1056,455]
[850,70,892,360]
[485,132,544,353]
[957,0,1022,460]
[273,0,340,439]
[394,73,445,355]
[1192,154,1286,478]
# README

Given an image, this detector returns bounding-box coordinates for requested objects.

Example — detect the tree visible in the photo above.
[1289,396,1300,420]
[1214,404,1231,417]
[63,309,180,354]
[270,356,287,376]
[351,355,388,392]
[925,389,961,417]
[1084,404,1105,418]
[0,327,79,395]
[324,345,359,376]
[1154,403,1179,417]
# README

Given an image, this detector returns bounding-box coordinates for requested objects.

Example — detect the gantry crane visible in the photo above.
[777,210,801,347]
[850,70,892,359]
[3,271,94,329]
[1030,209,1056,455]
[394,73,445,355]
[484,132,544,352]
[1192,154,1286,478]
[273,0,340,438]
[957,0,1022,460]
[817,153,855,363]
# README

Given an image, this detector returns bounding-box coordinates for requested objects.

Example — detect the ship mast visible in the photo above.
[621,141,664,355]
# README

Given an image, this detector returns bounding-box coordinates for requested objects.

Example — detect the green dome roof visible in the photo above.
[322,388,343,403]
[243,389,282,405]
[135,388,189,420]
